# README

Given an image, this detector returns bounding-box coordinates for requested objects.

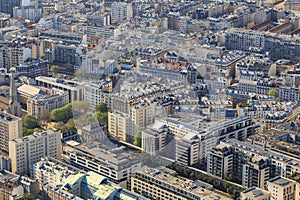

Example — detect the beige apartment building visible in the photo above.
[0,111,22,153]
[267,177,299,200]
[9,129,62,175]
[241,187,271,200]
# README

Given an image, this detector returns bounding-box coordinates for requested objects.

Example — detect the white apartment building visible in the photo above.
[32,157,80,189]
[9,129,62,175]
[111,2,133,24]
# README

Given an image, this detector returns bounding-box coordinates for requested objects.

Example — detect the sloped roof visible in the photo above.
[17,85,45,96]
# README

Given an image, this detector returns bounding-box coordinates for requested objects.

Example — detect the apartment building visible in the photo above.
[206,143,233,179]
[207,140,276,189]
[142,125,168,155]
[0,171,23,200]
[241,187,271,200]
[15,60,49,79]
[165,116,256,164]
[176,133,201,166]
[108,102,155,142]
[0,111,22,153]
[84,80,112,108]
[77,123,107,143]
[0,0,21,16]
[111,2,133,24]
[267,177,299,200]
[86,25,120,41]
[242,156,270,189]
[131,166,231,200]
[32,157,80,189]
[9,129,62,175]
[225,29,300,61]
[27,88,69,119]
[108,111,131,142]
[53,44,83,66]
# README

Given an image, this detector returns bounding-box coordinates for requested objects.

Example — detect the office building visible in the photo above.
[131,166,231,200]
[0,111,22,153]
[9,129,62,175]
[35,76,85,102]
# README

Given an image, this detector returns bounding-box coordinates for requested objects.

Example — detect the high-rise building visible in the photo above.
[111,2,133,24]
[206,143,233,179]
[9,129,62,175]
[108,110,131,142]
[0,0,21,16]
[142,126,167,155]
[0,111,22,153]
[175,133,200,166]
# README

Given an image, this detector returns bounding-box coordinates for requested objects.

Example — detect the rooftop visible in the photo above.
[137,166,231,200]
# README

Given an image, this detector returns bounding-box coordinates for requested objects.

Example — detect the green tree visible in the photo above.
[50,103,73,122]
[50,65,59,75]
[23,115,37,129]
[134,130,142,147]
[23,193,32,200]
[96,102,108,113]
[96,112,108,125]
[268,89,278,97]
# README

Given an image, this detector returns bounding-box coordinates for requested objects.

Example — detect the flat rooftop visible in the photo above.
[137,166,231,200]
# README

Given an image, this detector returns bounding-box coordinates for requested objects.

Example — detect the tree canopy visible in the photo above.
[268,89,278,97]
[23,114,37,129]
[134,130,142,147]
[50,103,73,122]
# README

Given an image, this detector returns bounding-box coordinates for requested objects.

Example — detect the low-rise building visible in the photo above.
[63,141,141,187]
[131,166,231,200]
[241,187,271,200]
